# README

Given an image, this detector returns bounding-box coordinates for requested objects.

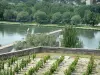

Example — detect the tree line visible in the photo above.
[0,0,100,26]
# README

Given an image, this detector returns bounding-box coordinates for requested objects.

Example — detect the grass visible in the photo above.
[36,53,100,59]
[75,26,100,31]
[0,21,37,26]
[1,21,100,30]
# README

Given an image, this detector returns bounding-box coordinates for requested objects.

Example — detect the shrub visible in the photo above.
[26,55,50,74]
[0,61,4,70]
[32,54,36,60]
[44,56,64,75]
[14,63,19,73]
[14,34,56,50]
[8,56,18,67]
[43,55,50,63]
[64,56,79,75]
[83,56,94,75]
[62,26,83,48]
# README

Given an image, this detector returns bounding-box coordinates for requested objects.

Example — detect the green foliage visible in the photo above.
[71,15,81,25]
[0,0,99,25]
[14,41,28,50]
[83,56,94,75]
[8,56,18,67]
[14,63,19,73]
[0,61,4,70]
[3,9,17,21]
[26,55,50,74]
[62,26,83,48]
[34,10,48,24]
[51,12,62,24]
[43,55,50,63]
[9,67,14,75]
[44,56,64,75]
[16,11,30,22]
[14,34,56,50]
[27,68,34,75]
[83,10,98,26]
[74,5,89,18]
[0,0,9,20]
[44,71,51,75]
[62,12,73,24]
[32,54,36,60]
[64,56,79,75]
[14,57,32,74]
[24,73,27,75]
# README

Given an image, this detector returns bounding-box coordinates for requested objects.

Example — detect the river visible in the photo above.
[0,24,100,49]
[0,24,59,45]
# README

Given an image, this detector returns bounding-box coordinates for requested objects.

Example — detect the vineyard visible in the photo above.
[0,53,100,75]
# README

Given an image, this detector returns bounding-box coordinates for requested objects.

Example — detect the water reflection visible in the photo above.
[1,24,100,49]
[78,30,100,49]
[0,24,59,45]
[77,30,97,39]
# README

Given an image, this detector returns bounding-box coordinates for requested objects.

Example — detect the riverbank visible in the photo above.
[0,21,38,26]
[0,21,100,30]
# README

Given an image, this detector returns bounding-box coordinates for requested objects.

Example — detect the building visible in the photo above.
[86,0,93,5]
[86,0,98,5]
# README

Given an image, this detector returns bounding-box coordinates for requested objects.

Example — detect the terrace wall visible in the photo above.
[0,47,100,60]
[0,44,13,54]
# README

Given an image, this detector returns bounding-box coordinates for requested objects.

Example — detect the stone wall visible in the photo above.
[0,46,100,60]
[0,47,42,60]
[41,47,100,55]
[0,44,13,54]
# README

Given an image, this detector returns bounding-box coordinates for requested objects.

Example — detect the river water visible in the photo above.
[0,24,59,45]
[0,24,100,49]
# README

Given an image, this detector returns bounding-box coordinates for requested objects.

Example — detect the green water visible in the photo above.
[0,24,59,45]
[0,24,100,49]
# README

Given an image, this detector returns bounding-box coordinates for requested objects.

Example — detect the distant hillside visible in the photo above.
[0,0,100,26]
[5,0,82,4]
[6,0,28,3]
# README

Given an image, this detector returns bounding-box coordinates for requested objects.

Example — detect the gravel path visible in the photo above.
[71,58,89,75]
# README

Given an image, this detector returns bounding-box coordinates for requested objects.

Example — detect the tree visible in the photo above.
[75,0,81,4]
[96,13,100,23]
[34,10,48,24]
[16,2,27,11]
[30,7,36,20]
[62,12,73,24]
[0,0,9,20]
[3,10,17,21]
[51,12,62,24]
[0,0,99,25]
[83,10,98,26]
[26,0,37,6]
[16,11,30,22]
[74,5,89,18]
[31,7,36,15]
[71,15,81,25]
[62,26,83,48]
